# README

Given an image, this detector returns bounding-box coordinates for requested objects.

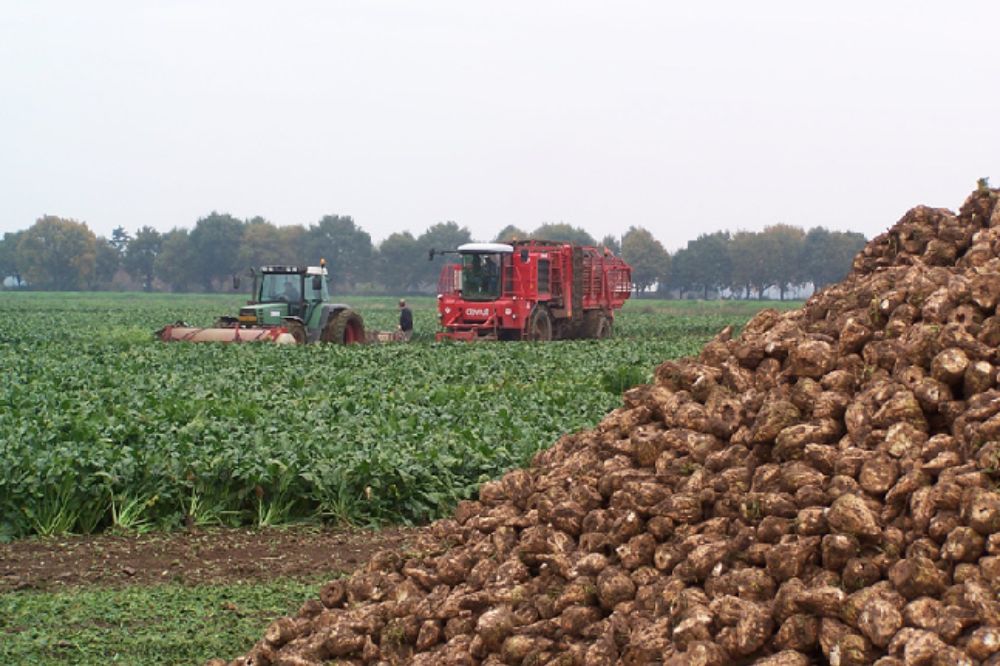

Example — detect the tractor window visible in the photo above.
[261,274,301,302]
[304,274,326,301]
[461,253,502,301]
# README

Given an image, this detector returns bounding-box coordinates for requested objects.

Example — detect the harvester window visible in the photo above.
[538,259,550,294]
[461,253,501,301]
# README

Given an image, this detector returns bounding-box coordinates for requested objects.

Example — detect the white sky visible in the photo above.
[1,1,998,251]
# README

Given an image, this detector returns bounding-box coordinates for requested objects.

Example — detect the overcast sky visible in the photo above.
[2,1,998,250]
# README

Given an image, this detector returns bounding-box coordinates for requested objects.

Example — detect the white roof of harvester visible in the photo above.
[457,242,514,253]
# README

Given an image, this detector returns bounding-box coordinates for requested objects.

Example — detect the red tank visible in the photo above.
[436,240,632,341]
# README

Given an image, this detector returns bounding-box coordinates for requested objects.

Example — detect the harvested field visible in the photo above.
[225,186,1000,664]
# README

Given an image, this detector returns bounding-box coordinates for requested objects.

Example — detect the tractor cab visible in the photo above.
[240,264,329,327]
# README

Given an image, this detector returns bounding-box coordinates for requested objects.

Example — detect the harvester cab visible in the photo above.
[452,243,509,301]
[157,260,367,344]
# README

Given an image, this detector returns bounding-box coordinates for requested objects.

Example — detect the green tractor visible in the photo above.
[158,261,366,344]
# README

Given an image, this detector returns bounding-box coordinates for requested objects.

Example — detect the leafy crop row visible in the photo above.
[0,293,781,539]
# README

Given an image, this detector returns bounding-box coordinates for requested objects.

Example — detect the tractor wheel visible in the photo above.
[526,306,553,342]
[322,309,366,345]
[286,321,308,344]
[583,311,612,339]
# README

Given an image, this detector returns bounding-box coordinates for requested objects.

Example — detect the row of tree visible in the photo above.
[0,213,865,298]
[494,223,864,299]
[646,225,866,299]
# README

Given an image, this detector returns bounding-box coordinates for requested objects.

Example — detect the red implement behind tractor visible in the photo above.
[435,240,632,341]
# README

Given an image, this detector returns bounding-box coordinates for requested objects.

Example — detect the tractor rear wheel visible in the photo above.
[526,306,553,342]
[322,309,366,344]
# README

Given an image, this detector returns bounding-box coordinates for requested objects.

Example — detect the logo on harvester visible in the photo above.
[465,307,490,318]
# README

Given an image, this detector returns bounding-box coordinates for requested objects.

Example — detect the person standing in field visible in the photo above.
[398,299,413,341]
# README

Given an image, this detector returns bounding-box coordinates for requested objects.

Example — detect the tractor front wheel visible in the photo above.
[322,310,366,344]
[286,321,308,344]
[526,306,553,342]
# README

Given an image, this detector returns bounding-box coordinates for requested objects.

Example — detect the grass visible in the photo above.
[0,578,325,665]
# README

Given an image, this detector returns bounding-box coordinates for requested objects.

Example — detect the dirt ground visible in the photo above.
[0,525,422,591]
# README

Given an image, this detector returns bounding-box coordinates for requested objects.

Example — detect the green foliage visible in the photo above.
[236,219,297,271]
[529,223,596,246]
[0,231,25,286]
[729,230,773,299]
[5,208,865,300]
[92,237,120,288]
[377,231,422,293]
[669,231,731,298]
[306,215,374,289]
[621,226,670,292]
[0,577,324,665]
[599,365,648,395]
[801,227,867,291]
[109,226,131,254]
[416,222,473,288]
[0,293,786,538]
[600,234,621,255]
[762,224,806,300]
[493,225,529,243]
[15,216,97,290]
[187,212,245,291]
[123,226,163,292]
[154,228,194,292]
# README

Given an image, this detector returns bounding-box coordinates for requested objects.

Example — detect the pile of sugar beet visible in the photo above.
[218,187,1000,666]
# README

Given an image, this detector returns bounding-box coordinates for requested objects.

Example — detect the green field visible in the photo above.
[0,292,798,539]
[0,576,325,665]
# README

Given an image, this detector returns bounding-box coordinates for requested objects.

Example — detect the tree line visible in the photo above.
[0,213,865,298]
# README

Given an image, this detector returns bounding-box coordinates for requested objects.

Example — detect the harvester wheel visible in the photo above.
[322,309,366,345]
[583,311,612,339]
[526,306,553,342]
[595,315,612,339]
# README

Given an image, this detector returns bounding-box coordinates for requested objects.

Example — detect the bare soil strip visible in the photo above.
[0,526,421,591]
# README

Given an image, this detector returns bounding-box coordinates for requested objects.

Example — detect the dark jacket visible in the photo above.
[399,307,413,332]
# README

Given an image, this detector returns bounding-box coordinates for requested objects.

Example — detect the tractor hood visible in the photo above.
[239,302,290,326]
